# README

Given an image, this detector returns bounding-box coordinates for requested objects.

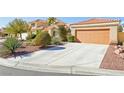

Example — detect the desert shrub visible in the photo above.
[51,37,62,45]
[67,34,75,42]
[3,37,22,56]
[32,31,51,47]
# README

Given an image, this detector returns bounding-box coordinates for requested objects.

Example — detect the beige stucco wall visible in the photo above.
[109,26,118,43]
[70,22,119,43]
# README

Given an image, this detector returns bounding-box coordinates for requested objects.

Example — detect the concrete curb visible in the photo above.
[0,58,17,67]
[72,66,124,76]
[16,63,124,76]
[1,58,124,75]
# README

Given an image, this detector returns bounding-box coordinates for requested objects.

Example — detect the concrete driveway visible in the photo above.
[8,43,108,69]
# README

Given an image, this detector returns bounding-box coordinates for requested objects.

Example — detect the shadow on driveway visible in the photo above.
[43,46,65,51]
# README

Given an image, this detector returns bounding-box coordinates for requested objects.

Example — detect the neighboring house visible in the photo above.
[44,22,69,36]
[0,28,2,37]
[29,19,68,36]
[44,25,57,36]
[30,19,47,31]
[70,18,120,45]
[0,27,4,32]
[18,33,28,40]
[30,19,67,31]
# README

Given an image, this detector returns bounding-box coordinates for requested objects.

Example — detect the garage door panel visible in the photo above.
[76,29,110,44]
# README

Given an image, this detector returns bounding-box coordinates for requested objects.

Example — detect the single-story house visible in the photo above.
[70,18,121,45]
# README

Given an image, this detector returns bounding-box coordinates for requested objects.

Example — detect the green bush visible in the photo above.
[58,26,67,41]
[51,37,62,45]
[67,35,75,42]
[36,30,42,35]
[32,31,51,47]
[23,40,32,46]
[118,25,123,32]
[51,26,67,41]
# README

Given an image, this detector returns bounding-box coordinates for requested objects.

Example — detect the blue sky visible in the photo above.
[0,17,124,27]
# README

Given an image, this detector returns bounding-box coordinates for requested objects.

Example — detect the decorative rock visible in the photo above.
[119,53,124,59]
[117,45,121,48]
[114,46,118,49]
[118,48,123,53]
[114,49,120,55]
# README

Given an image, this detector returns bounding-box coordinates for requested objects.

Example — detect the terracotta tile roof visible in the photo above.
[31,19,66,26]
[71,18,120,25]
[56,22,65,26]
[31,19,47,26]
[31,27,45,31]
[44,25,56,31]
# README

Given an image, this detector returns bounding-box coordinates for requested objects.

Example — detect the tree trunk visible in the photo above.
[20,33,22,40]
[11,50,16,58]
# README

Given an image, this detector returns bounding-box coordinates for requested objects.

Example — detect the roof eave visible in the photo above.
[70,22,120,28]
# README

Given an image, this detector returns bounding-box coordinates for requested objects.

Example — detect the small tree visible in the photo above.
[51,26,67,41]
[5,18,28,40]
[32,31,51,47]
[3,37,22,57]
[58,25,67,41]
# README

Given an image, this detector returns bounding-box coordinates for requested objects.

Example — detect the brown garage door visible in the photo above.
[76,29,110,44]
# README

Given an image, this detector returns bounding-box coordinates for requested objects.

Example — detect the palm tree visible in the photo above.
[47,17,57,26]
[5,18,28,40]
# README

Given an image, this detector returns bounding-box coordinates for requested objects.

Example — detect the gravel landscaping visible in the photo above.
[100,44,124,71]
[2,44,55,58]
